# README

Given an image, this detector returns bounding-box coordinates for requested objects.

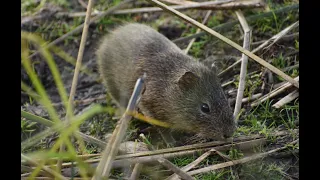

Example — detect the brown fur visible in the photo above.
[96,23,236,140]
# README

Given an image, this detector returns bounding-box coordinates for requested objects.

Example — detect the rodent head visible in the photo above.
[170,63,236,140]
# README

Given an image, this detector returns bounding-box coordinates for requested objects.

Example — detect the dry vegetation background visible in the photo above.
[21,0,299,179]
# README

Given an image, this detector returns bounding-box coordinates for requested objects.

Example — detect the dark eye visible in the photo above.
[201,103,210,113]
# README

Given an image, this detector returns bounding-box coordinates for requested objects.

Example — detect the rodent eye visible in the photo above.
[201,103,210,113]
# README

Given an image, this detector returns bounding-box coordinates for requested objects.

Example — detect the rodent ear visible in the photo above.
[178,71,199,89]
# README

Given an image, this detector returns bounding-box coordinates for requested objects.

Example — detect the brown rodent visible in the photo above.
[96,23,236,140]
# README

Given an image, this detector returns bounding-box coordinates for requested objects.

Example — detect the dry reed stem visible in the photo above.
[92,74,146,179]
[160,0,196,5]
[57,0,264,18]
[57,0,94,172]
[146,0,299,88]
[166,149,213,180]
[116,129,294,160]
[138,129,195,180]
[187,139,299,176]
[128,163,143,180]
[252,32,299,46]
[242,93,262,103]
[262,21,299,51]
[58,0,232,17]
[251,76,299,107]
[29,0,133,59]
[221,80,235,87]
[233,10,251,120]
[229,93,263,105]
[272,90,299,108]
[78,0,88,9]
[157,158,195,180]
[21,154,68,180]
[173,4,299,44]
[56,137,266,171]
[108,138,266,168]
[30,130,296,172]
[184,10,212,54]
[219,21,299,76]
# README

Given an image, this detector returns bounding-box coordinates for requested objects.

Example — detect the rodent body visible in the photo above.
[96,23,236,140]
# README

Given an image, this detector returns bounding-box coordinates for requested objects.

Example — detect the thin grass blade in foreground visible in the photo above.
[22,32,69,112]
[24,105,105,179]
[92,74,146,179]
[21,37,61,124]
[21,110,108,148]
[146,0,299,88]
[21,154,69,180]
[57,0,95,173]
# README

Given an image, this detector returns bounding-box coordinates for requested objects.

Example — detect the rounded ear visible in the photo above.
[178,71,199,89]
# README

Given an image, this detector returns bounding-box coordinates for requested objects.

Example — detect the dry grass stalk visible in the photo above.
[251,32,299,46]
[108,138,266,169]
[146,0,299,88]
[219,21,299,76]
[173,4,299,44]
[260,21,299,52]
[138,131,195,180]
[128,163,143,180]
[233,10,251,120]
[57,0,95,172]
[21,154,69,180]
[160,0,196,5]
[58,0,231,17]
[57,138,266,171]
[229,93,263,105]
[157,158,195,180]
[78,0,88,9]
[222,79,235,87]
[184,10,212,54]
[29,0,133,59]
[251,76,299,107]
[28,130,295,171]
[166,149,214,180]
[187,139,299,176]
[115,129,295,160]
[58,0,265,18]
[92,74,146,179]
[242,93,262,103]
[272,90,299,108]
